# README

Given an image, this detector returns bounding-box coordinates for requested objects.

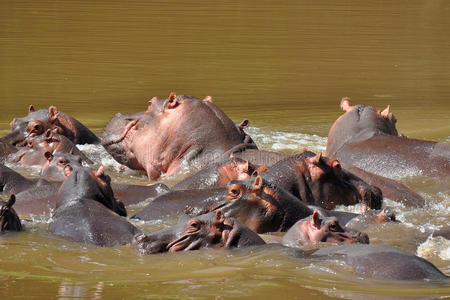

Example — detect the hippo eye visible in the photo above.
[58,158,67,165]
[329,223,338,231]
[34,125,41,130]
[187,220,201,233]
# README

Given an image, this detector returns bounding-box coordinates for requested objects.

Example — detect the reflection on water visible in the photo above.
[58,281,104,300]
[0,0,449,299]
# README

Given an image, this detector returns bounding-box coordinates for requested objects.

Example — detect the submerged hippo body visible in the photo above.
[341,163,425,207]
[132,188,228,221]
[327,98,450,178]
[1,195,22,232]
[223,147,289,167]
[310,244,448,281]
[2,105,99,145]
[101,93,254,180]
[261,151,382,210]
[281,211,369,247]
[0,141,17,162]
[131,211,266,255]
[0,163,33,194]
[49,166,136,247]
[13,180,61,215]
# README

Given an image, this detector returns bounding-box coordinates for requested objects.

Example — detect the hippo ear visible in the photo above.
[63,165,73,177]
[252,176,263,191]
[95,165,105,177]
[7,194,16,208]
[48,106,59,123]
[331,160,341,175]
[309,152,322,165]
[311,210,321,229]
[238,119,249,130]
[215,210,225,223]
[44,151,53,162]
[340,97,352,112]
[203,96,212,103]
[380,105,390,118]
[28,104,35,114]
[252,165,269,176]
[166,92,179,109]
[242,161,249,173]
[146,96,157,113]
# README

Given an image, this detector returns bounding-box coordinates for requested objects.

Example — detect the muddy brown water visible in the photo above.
[1,1,449,299]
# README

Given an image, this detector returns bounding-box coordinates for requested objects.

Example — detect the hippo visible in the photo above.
[49,165,137,247]
[308,244,448,281]
[326,98,450,178]
[1,105,99,146]
[131,210,266,254]
[281,210,369,247]
[101,93,255,180]
[260,151,383,210]
[9,129,92,167]
[171,157,266,191]
[0,195,22,232]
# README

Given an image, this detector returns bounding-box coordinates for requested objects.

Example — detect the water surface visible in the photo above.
[1,1,449,299]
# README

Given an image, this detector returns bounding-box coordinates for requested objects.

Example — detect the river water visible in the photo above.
[0,1,449,299]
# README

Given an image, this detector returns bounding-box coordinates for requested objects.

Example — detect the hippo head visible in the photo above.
[40,151,84,181]
[0,195,22,232]
[326,98,399,158]
[58,165,127,217]
[4,105,59,146]
[281,210,369,247]
[217,158,261,185]
[296,152,382,210]
[131,211,265,255]
[208,176,304,233]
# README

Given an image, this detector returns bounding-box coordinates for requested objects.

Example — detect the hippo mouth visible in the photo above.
[165,226,232,252]
[166,234,205,252]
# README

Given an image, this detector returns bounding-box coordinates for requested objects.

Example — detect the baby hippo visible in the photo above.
[1,195,22,232]
[281,211,369,247]
[131,210,266,254]
[49,165,138,247]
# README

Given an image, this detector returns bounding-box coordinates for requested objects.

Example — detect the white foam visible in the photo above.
[244,127,327,154]
[417,235,450,261]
